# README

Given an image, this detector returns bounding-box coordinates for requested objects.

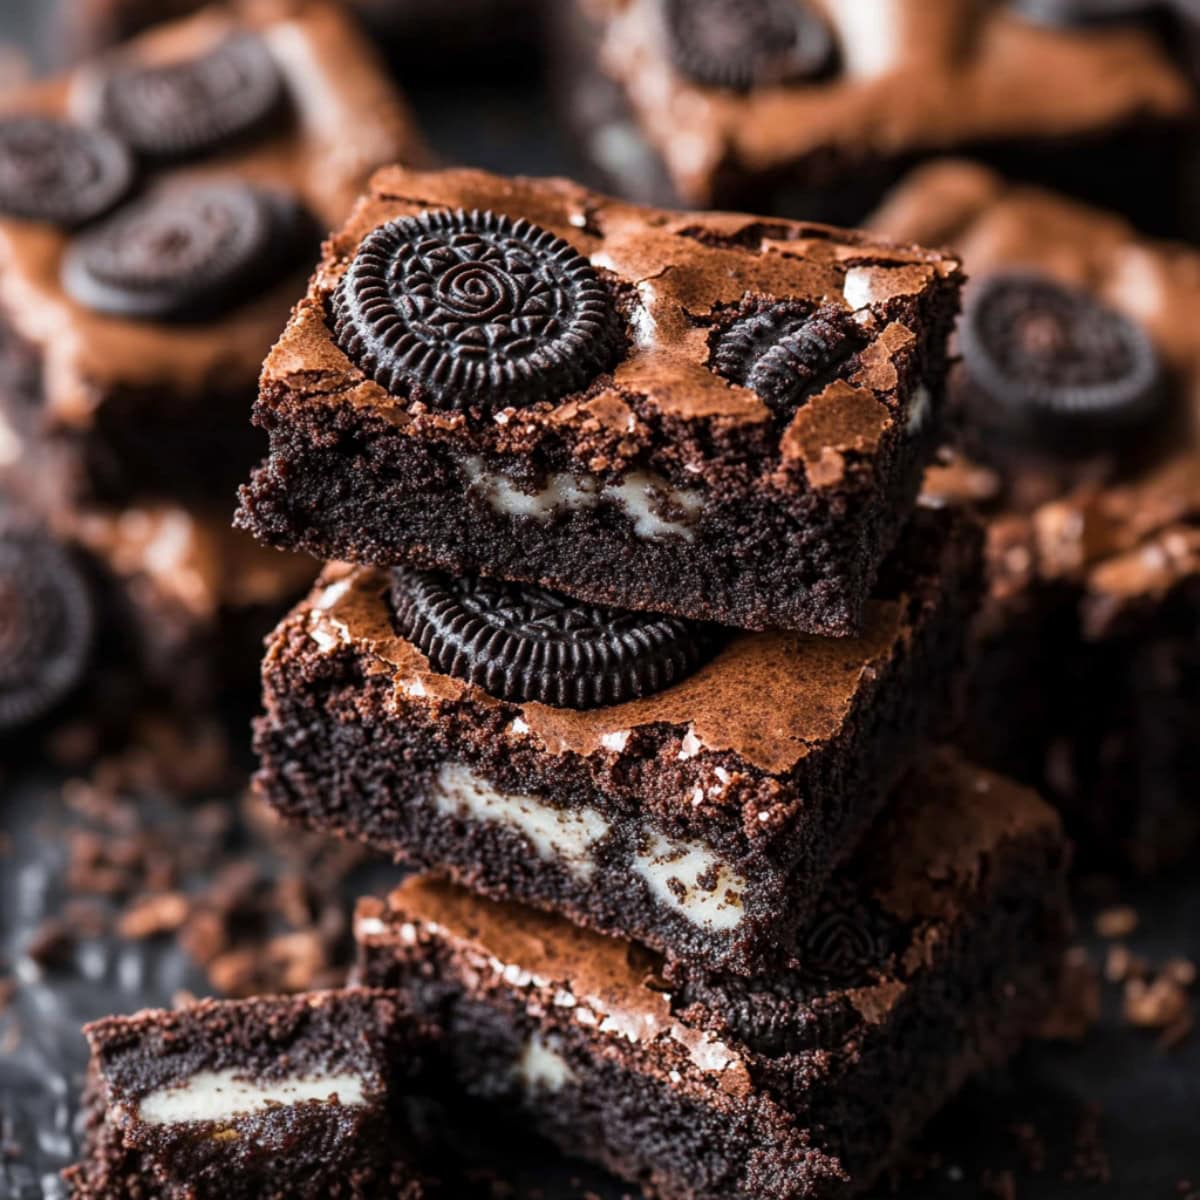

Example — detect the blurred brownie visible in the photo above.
[64,990,440,1199]
[871,159,1200,866]
[0,0,423,507]
[236,165,963,635]
[553,0,1195,232]
[355,750,1071,1200]
[255,505,980,975]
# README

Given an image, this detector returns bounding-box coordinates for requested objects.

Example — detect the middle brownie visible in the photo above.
[254,504,980,975]
[236,165,964,635]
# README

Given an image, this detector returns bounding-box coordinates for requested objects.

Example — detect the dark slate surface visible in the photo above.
[0,4,1198,1197]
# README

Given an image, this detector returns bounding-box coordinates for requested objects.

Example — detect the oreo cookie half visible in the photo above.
[82,31,284,160]
[959,270,1163,431]
[332,208,622,412]
[61,180,312,322]
[1009,0,1158,26]
[0,529,94,732]
[710,302,862,414]
[0,115,133,227]
[661,0,836,92]
[391,568,715,709]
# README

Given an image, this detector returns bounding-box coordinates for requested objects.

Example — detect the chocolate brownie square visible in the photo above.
[0,0,424,507]
[235,165,963,635]
[871,159,1200,866]
[553,0,1196,233]
[64,990,440,1200]
[355,749,1071,1200]
[253,505,980,975]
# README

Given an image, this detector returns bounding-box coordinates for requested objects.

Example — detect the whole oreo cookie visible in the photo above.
[1009,0,1158,25]
[81,31,284,160]
[959,270,1163,431]
[0,529,94,733]
[661,0,835,91]
[390,567,715,709]
[332,208,622,411]
[0,115,133,228]
[711,302,862,414]
[61,180,311,322]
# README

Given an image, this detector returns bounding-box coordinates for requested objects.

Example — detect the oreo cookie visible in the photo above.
[332,208,622,412]
[390,568,714,709]
[81,31,284,160]
[0,529,94,733]
[959,270,1163,433]
[794,892,894,988]
[711,302,862,414]
[61,180,312,322]
[0,115,133,228]
[1009,0,1159,26]
[661,0,835,92]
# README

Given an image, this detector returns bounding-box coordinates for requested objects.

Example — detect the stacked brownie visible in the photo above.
[0,0,422,732]
[870,159,1200,868]
[227,163,1072,1196]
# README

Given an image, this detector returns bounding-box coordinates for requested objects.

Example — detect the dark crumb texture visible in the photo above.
[355,750,1072,1200]
[254,505,981,975]
[236,164,963,636]
[64,990,437,1200]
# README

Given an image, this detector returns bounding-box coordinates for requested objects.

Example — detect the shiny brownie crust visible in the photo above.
[355,752,1071,1200]
[236,166,963,636]
[254,506,981,975]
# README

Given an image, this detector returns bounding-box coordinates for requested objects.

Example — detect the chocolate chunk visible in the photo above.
[390,567,714,709]
[959,270,1163,432]
[661,0,835,92]
[331,208,622,412]
[61,180,311,322]
[0,528,94,732]
[0,115,133,227]
[1009,0,1158,25]
[82,31,284,159]
[710,301,862,413]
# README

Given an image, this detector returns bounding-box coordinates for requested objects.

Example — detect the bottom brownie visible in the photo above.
[355,749,1071,1200]
[64,991,440,1200]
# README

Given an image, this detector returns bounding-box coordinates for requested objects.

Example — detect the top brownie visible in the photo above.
[236,166,963,634]
[0,0,423,506]
[556,0,1195,227]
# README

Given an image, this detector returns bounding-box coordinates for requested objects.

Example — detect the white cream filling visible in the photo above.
[463,458,702,542]
[432,763,609,879]
[823,0,905,78]
[516,1035,573,1093]
[632,835,746,932]
[137,1069,367,1126]
[907,384,932,435]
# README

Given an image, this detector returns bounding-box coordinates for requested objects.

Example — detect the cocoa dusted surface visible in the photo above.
[237,164,963,634]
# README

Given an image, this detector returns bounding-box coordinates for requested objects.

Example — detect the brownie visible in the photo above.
[355,749,1071,1200]
[0,0,423,508]
[64,990,440,1199]
[235,164,963,636]
[254,505,981,975]
[870,159,1200,867]
[553,0,1197,234]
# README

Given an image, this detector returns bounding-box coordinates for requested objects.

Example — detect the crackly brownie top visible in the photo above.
[577,0,1193,204]
[263,164,961,488]
[0,0,422,421]
[356,750,1063,1083]
[874,160,1200,637]
[285,505,972,778]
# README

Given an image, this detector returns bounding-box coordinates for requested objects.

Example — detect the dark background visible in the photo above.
[0,3,1198,1198]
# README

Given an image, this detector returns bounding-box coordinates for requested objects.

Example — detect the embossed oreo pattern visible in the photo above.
[661,0,835,92]
[711,302,862,413]
[959,270,1163,428]
[61,180,308,321]
[391,567,713,709]
[0,530,94,732]
[84,31,284,159]
[796,884,895,987]
[332,208,622,411]
[0,116,133,227]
